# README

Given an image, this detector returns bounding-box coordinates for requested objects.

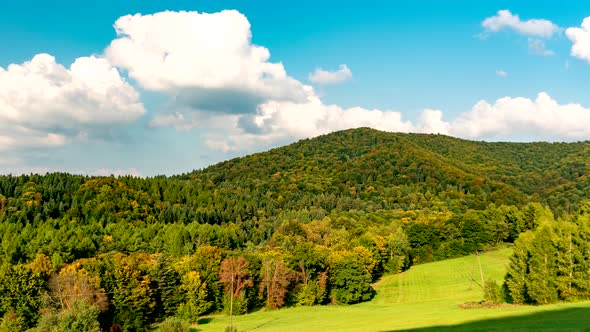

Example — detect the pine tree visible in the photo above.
[554,220,579,300]
[526,225,558,304]
[505,231,534,304]
[153,255,182,318]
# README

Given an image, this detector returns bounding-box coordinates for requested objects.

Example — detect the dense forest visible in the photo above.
[0,128,589,331]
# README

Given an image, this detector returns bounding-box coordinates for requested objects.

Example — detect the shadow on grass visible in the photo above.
[242,317,279,331]
[191,315,278,332]
[381,307,590,332]
[197,317,214,325]
[186,317,214,332]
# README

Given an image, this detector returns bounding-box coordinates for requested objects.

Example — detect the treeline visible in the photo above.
[1,128,590,330]
[187,128,590,216]
[0,173,550,267]
[503,200,590,304]
[0,189,553,331]
[0,228,403,330]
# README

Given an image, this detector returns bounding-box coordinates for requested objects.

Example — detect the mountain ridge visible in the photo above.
[185,127,589,215]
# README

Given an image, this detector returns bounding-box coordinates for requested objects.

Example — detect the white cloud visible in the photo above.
[198,92,590,151]
[308,64,352,84]
[482,10,560,38]
[0,127,66,151]
[528,38,555,56]
[93,168,142,177]
[496,70,508,77]
[0,166,51,176]
[126,11,589,151]
[0,53,144,149]
[255,96,413,137]
[448,92,590,139]
[149,112,199,131]
[106,10,311,114]
[566,17,590,63]
[202,93,419,151]
[417,109,451,135]
[0,156,19,166]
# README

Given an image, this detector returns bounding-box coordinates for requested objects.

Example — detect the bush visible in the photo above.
[222,295,248,316]
[483,279,504,304]
[224,325,238,332]
[159,317,191,332]
[31,302,101,332]
[295,280,327,306]
[0,312,27,332]
[329,255,374,304]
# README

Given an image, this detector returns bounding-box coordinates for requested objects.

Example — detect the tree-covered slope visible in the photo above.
[1,128,590,330]
[187,128,590,214]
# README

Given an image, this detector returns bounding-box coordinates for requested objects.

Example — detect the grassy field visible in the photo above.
[189,248,590,331]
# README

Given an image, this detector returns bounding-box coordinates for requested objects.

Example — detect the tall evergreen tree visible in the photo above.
[504,231,534,304]
[526,224,558,304]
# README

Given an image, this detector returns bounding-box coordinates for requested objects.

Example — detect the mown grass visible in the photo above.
[186,248,590,331]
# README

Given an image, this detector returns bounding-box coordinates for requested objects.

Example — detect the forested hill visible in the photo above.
[2,127,590,330]
[186,127,590,215]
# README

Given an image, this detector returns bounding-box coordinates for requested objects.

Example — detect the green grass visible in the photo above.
[192,249,590,331]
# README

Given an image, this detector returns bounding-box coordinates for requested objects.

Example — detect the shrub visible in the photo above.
[159,317,191,332]
[0,312,27,332]
[31,302,101,332]
[483,279,504,304]
[224,325,238,332]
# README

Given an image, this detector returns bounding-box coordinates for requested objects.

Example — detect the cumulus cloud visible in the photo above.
[106,10,311,114]
[0,54,144,149]
[566,17,590,63]
[199,93,421,152]
[255,96,411,136]
[149,112,199,131]
[199,92,590,151]
[0,156,19,166]
[442,93,590,140]
[93,168,142,177]
[528,38,554,56]
[482,10,560,38]
[308,64,352,84]
[125,11,589,151]
[417,109,451,135]
[0,129,65,152]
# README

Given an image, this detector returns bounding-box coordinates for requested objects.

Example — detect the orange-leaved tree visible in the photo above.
[219,256,253,331]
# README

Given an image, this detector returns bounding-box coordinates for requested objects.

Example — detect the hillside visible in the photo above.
[188,128,590,215]
[193,249,590,332]
[1,128,590,330]
[1,128,590,265]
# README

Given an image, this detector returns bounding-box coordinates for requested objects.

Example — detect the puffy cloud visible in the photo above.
[253,96,412,137]
[495,69,508,77]
[0,127,65,151]
[0,54,144,149]
[528,38,554,56]
[482,10,560,38]
[417,109,451,135]
[202,95,415,151]
[197,92,590,151]
[0,156,19,166]
[449,92,590,139]
[105,10,589,152]
[93,168,142,177]
[308,64,352,84]
[0,166,51,176]
[566,17,590,63]
[149,112,199,131]
[106,10,311,114]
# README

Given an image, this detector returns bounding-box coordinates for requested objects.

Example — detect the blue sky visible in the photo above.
[1,0,590,176]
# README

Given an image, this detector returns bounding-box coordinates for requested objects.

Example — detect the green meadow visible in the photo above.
[192,249,590,332]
